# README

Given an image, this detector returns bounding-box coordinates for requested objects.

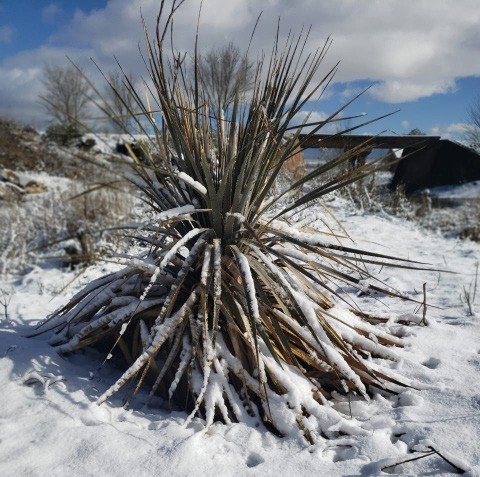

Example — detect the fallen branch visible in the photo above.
[381,445,467,474]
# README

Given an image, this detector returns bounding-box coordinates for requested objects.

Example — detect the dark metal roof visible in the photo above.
[298,134,441,149]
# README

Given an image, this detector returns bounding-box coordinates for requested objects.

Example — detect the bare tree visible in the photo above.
[103,71,138,133]
[195,42,254,115]
[407,128,426,136]
[466,96,480,144]
[39,64,91,126]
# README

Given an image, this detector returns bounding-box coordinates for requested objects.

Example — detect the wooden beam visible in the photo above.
[297,134,441,150]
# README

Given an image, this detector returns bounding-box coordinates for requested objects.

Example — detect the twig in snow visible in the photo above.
[0,288,13,320]
[461,264,478,316]
[421,282,427,325]
[473,261,478,304]
[381,450,436,472]
[427,445,467,474]
[381,446,467,474]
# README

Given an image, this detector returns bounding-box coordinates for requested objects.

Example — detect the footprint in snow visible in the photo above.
[421,357,441,369]
[246,452,265,468]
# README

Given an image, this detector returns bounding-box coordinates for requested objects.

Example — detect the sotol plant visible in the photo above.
[32,1,425,442]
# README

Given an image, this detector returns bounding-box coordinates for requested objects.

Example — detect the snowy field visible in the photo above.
[0,196,479,476]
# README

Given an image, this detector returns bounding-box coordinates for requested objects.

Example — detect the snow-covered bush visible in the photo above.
[45,123,82,147]
[0,180,135,275]
[32,1,425,442]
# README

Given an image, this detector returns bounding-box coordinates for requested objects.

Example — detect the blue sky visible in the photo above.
[315,76,479,138]
[1,0,479,139]
[0,1,106,55]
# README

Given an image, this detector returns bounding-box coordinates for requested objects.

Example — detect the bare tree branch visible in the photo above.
[466,95,480,143]
[39,64,91,126]
[103,71,138,133]
[195,42,254,115]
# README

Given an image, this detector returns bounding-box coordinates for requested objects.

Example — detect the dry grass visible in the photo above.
[0,181,135,275]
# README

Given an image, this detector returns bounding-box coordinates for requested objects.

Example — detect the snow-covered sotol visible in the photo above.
[31,0,428,443]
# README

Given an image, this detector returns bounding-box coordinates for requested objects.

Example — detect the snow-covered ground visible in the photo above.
[1,198,479,476]
[429,181,480,201]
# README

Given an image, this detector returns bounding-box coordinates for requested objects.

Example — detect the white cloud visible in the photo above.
[445,123,471,135]
[291,111,329,133]
[370,79,457,104]
[42,3,64,24]
[0,25,15,44]
[2,0,480,125]
[0,46,95,128]
[401,120,410,130]
[0,66,43,126]
[47,0,480,93]
[429,122,471,140]
[339,86,364,100]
